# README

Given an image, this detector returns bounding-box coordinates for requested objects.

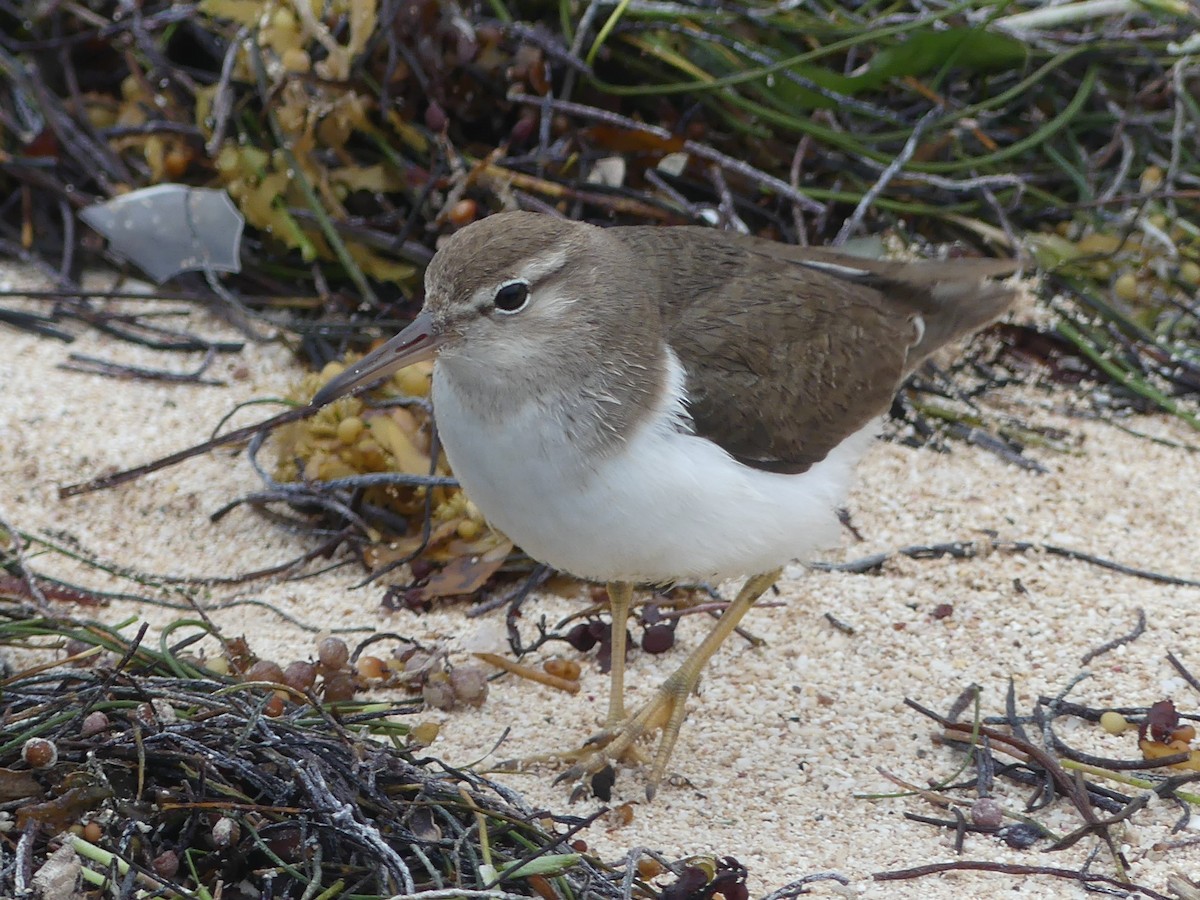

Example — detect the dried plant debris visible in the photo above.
[273,358,518,598]
[3,0,1199,444]
[11,0,1200,615]
[874,661,1200,898]
[0,609,774,898]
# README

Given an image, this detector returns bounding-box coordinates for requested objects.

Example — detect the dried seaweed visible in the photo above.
[8,7,1200,897]
[870,642,1200,897]
[6,0,1195,613]
[2,0,1198,436]
[0,607,720,898]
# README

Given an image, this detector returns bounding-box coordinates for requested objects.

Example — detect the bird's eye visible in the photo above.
[493,281,530,313]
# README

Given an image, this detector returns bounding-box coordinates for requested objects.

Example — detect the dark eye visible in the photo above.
[493,281,530,313]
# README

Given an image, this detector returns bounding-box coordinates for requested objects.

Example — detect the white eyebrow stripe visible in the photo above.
[515,246,571,285]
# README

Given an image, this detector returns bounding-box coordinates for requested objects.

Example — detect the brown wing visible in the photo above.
[615,227,1016,474]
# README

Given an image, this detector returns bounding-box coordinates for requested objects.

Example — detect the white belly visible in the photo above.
[431,360,877,584]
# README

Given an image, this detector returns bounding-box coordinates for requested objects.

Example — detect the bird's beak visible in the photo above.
[311,309,443,407]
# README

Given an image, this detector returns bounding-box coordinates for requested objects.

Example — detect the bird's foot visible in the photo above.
[555,670,694,800]
[499,570,782,799]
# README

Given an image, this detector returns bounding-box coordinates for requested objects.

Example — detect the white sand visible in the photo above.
[4,265,1200,897]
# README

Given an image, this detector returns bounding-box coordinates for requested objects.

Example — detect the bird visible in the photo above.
[312,210,1019,798]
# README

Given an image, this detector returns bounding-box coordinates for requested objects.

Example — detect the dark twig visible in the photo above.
[906,698,1101,829]
[834,107,938,246]
[59,347,225,385]
[509,93,826,215]
[874,861,1171,899]
[58,404,315,498]
[813,540,1200,589]
[1168,651,1200,697]
[760,872,852,899]
[1081,608,1147,665]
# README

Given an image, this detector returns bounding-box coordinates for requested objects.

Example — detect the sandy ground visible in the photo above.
[4,263,1200,898]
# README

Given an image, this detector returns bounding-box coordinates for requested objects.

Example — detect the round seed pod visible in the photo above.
[283,661,317,692]
[641,624,676,654]
[80,711,109,738]
[357,655,387,680]
[243,660,285,684]
[422,673,457,710]
[263,695,285,717]
[543,657,581,681]
[322,673,358,703]
[970,797,1004,828]
[152,850,179,878]
[448,666,489,706]
[317,637,350,670]
[1099,710,1130,734]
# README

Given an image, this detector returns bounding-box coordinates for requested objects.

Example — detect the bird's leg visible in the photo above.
[560,568,782,799]
[605,581,633,726]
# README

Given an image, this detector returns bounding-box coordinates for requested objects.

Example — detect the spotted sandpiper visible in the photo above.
[313,211,1018,798]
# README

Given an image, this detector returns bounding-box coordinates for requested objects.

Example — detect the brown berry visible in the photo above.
[637,857,665,879]
[357,655,386,679]
[152,850,179,878]
[971,797,1004,828]
[317,637,350,670]
[22,737,57,768]
[409,721,440,745]
[322,672,358,702]
[447,199,477,227]
[424,101,447,132]
[283,661,317,692]
[163,148,190,178]
[422,674,457,710]
[243,660,285,684]
[510,112,537,145]
[81,711,109,738]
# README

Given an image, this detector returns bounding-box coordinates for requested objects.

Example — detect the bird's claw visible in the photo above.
[548,689,684,799]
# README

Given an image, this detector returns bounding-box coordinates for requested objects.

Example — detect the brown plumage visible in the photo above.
[606,225,1017,473]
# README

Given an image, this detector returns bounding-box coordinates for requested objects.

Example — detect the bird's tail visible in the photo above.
[770,244,1022,369]
[904,271,1019,369]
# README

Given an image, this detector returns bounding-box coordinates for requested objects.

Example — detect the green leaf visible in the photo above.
[859,28,1027,88]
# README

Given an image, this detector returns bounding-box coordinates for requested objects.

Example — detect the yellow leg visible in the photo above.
[560,568,782,799]
[605,582,633,726]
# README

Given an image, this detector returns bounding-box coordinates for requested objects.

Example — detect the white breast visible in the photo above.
[431,353,878,584]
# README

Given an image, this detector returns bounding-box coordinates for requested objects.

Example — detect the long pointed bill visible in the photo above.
[311,309,443,407]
